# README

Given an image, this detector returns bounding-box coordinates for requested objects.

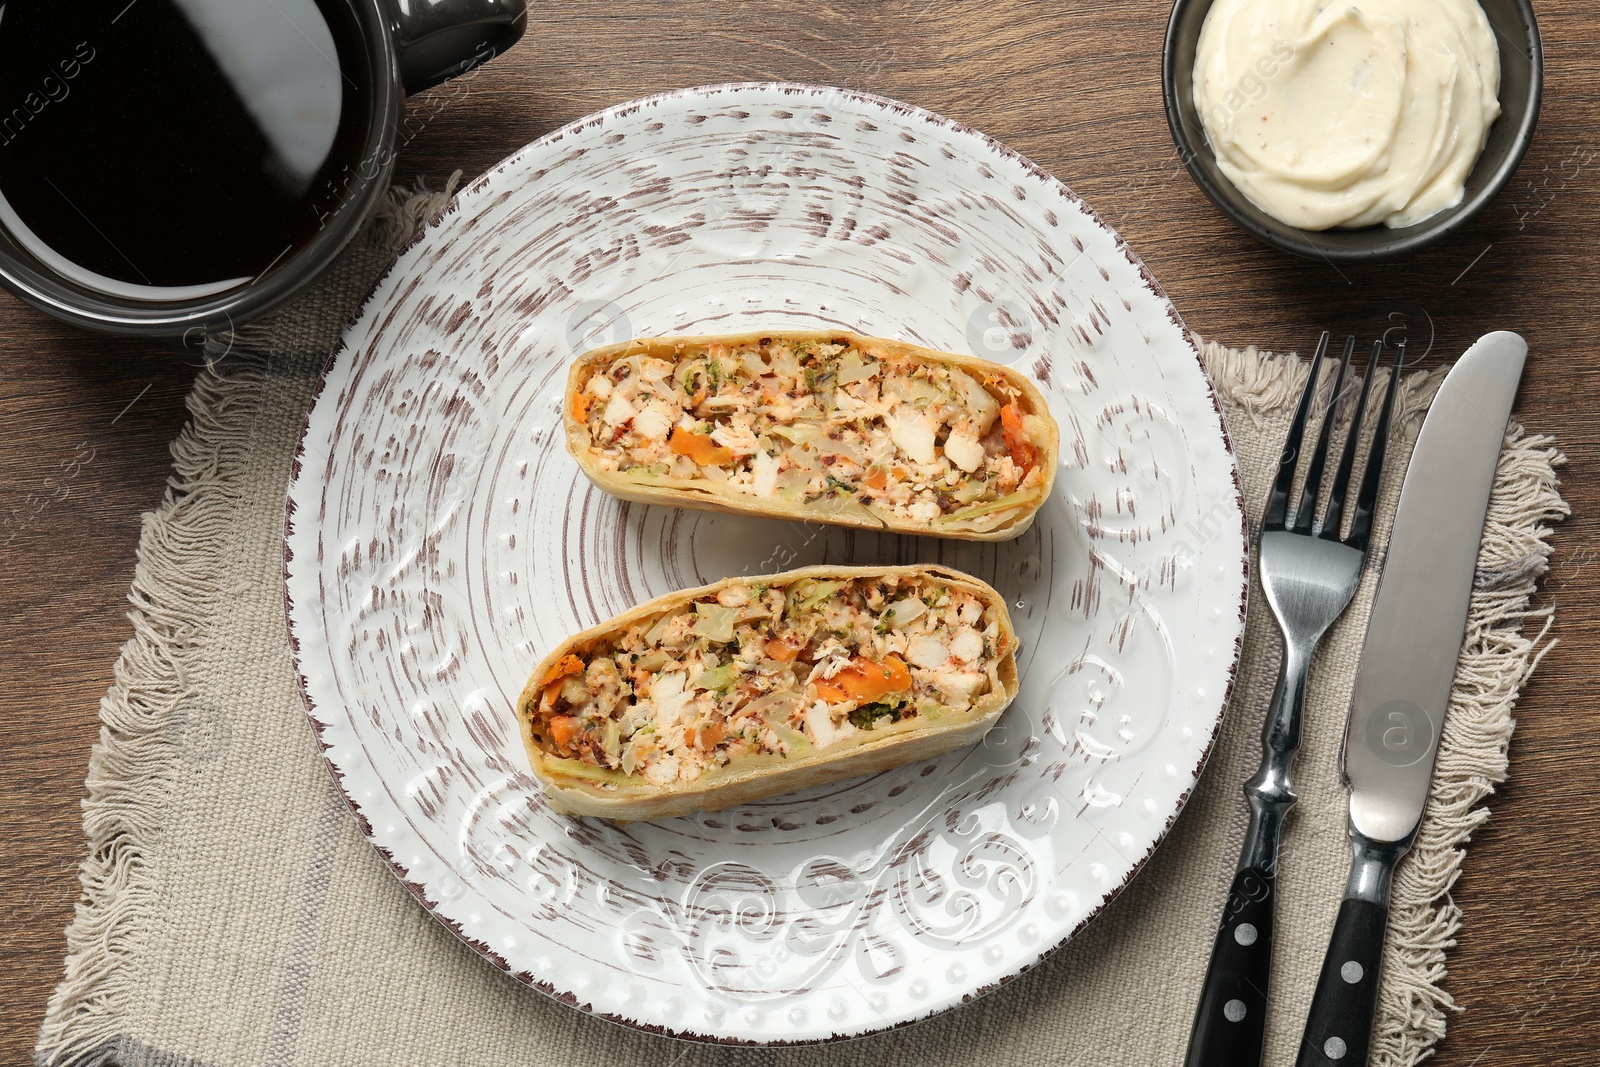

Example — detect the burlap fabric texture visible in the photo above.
[36,186,1568,1067]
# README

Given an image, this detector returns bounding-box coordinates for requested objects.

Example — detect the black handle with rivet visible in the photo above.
[1295,897,1388,1066]
[1183,865,1275,1067]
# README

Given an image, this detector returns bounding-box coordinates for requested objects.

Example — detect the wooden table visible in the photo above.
[4,3,1596,1062]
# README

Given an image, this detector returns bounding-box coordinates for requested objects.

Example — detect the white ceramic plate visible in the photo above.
[284,83,1248,1043]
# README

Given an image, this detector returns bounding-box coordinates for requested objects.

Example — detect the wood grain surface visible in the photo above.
[3,2,1595,1063]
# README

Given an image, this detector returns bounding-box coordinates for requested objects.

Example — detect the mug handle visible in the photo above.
[390,0,528,95]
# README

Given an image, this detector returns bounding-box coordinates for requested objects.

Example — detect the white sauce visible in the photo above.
[1193,0,1500,230]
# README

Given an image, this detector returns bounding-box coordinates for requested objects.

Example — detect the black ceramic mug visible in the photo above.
[0,0,526,338]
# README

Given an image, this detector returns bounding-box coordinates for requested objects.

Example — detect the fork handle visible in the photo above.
[1184,639,1310,1067]
[1184,865,1275,1067]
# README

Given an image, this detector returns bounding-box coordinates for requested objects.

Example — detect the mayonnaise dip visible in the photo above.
[1193,0,1501,230]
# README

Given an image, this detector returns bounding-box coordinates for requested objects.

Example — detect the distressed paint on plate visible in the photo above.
[283,83,1249,1044]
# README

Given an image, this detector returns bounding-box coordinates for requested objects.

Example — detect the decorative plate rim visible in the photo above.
[280,80,1250,1045]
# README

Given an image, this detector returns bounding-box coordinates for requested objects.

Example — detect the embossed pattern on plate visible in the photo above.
[283,83,1249,1043]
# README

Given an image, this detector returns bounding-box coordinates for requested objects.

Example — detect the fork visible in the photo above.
[1183,332,1402,1067]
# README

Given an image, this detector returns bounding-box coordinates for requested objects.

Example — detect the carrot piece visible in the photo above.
[866,655,913,695]
[690,722,725,750]
[540,652,585,690]
[815,655,913,704]
[669,426,735,466]
[1000,404,1038,472]
[891,465,909,481]
[572,392,594,422]
[814,677,850,703]
[765,636,801,662]
[548,715,582,748]
[863,468,888,491]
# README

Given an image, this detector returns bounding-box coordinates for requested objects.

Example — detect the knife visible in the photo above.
[1295,331,1527,1067]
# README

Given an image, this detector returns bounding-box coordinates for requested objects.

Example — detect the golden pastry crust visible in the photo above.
[565,331,1059,542]
[517,564,1020,821]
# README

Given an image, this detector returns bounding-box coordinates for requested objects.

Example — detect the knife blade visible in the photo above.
[1296,330,1527,1067]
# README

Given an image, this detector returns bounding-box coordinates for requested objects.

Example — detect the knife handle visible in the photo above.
[1295,897,1388,1067]
[1184,865,1275,1067]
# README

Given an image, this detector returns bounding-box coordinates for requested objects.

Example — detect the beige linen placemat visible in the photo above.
[37,189,1567,1067]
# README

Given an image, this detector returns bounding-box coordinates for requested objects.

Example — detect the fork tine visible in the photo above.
[1319,340,1383,541]
[1292,335,1355,534]
[1263,331,1329,532]
[1346,340,1404,553]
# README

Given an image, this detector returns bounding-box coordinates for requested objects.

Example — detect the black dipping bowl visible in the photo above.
[1162,0,1543,262]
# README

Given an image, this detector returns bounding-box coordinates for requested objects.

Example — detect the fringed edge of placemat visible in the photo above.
[1200,337,1571,1067]
[35,185,459,1067]
[35,365,253,1067]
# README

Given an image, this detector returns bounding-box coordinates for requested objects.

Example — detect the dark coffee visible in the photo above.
[0,0,372,297]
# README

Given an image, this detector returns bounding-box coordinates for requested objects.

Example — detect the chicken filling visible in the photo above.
[573,337,1050,532]
[528,575,1006,788]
